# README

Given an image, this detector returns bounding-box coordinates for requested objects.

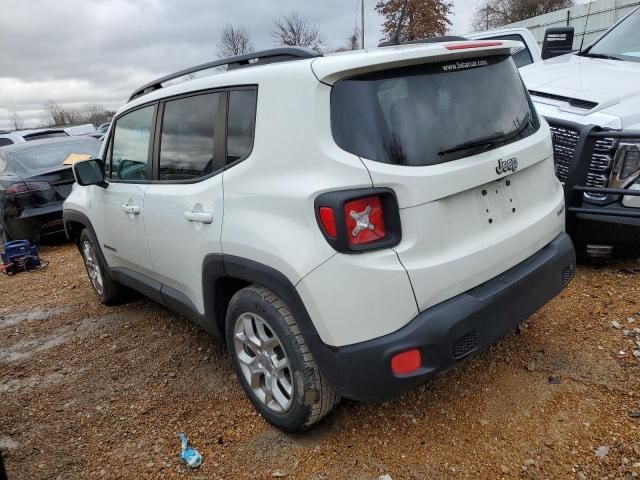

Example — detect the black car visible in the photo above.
[0,136,101,243]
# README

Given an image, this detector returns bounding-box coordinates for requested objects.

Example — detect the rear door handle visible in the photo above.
[121,204,140,215]
[184,211,213,224]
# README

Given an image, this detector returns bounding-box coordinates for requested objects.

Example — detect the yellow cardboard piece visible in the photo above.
[63,153,92,165]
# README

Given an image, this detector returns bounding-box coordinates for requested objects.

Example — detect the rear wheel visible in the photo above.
[226,285,339,432]
[79,229,127,305]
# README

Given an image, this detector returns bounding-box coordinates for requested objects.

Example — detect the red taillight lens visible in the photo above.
[391,349,422,375]
[344,195,386,245]
[445,41,502,50]
[318,206,337,239]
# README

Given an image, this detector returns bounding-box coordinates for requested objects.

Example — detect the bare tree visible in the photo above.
[334,28,361,52]
[9,112,24,131]
[217,24,255,58]
[472,0,574,31]
[271,12,325,53]
[41,100,69,127]
[40,100,113,128]
[81,104,112,127]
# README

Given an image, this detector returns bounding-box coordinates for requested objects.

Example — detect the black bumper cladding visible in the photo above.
[319,233,575,403]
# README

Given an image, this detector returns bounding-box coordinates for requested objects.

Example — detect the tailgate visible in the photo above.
[390,154,564,311]
[325,45,565,312]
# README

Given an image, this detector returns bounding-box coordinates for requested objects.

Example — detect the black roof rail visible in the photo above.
[128,47,320,102]
[378,36,468,47]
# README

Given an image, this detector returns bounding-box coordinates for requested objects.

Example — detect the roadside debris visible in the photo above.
[0,240,48,275]
[179,433,202,468]
[548,376,561,385]
[594,446,610,458]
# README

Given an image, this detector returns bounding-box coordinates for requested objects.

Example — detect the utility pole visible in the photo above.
[361,0,365,48]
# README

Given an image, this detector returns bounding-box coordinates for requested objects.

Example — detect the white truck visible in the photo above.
[474,8,640,257]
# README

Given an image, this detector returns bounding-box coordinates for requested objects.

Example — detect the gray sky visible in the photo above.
[0,0,480,130]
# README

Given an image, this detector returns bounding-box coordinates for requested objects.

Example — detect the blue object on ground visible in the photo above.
[1,240,42,275]
[179,432,202,468]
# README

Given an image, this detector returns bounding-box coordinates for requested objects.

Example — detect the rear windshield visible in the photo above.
[12,140,101,170]
[331,55,539,166]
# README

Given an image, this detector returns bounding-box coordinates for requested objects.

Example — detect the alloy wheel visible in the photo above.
[233,312,294,413]
[82,241,104,296]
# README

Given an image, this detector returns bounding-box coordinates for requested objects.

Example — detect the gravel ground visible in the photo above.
[1,243,640,480]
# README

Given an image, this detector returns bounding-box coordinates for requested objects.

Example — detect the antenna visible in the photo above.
[379,0,409,46]
[579,0,593,51]
[394,0,409,43]
[361,0,365,48]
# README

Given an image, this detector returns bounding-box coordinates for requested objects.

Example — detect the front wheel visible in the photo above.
[79,229,127,305]
[226,286,339,432]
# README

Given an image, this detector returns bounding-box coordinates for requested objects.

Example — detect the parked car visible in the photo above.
[475,9,640,256]
[0,136,101,243]
[96,122,111,135]
[518,7,640,257]
[0,128,69,147]
[64,43,575,432]
[64,124,98,137]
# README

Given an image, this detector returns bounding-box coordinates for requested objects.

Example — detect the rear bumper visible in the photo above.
[3,203,64,242]
[315,232,575,403]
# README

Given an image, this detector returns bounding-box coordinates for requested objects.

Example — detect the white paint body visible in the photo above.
[65,41,564,347]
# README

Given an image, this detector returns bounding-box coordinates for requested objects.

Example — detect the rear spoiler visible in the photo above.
[311,40,522,85]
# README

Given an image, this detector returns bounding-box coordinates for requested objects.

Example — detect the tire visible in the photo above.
[226,285,339,432]
[78,229,127,305]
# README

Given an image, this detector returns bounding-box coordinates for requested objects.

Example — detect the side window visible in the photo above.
[103,137,113,179]
[227,89,257,164]
[111,105,154,181]
[489,34,534,68]
[158,92,223,181]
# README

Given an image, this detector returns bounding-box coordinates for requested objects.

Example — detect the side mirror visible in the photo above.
[541,27,575,60]
[73,158,107,188]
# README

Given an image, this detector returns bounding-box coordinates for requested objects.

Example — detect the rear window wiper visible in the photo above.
[438,115,533,157]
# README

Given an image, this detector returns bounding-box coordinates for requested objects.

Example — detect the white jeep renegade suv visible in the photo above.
[64,42,575,432]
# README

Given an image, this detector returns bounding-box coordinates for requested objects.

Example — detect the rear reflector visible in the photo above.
[344,195,386,245]
[391,349,422,375]
[318,207,337,239]
[445,41,502,50]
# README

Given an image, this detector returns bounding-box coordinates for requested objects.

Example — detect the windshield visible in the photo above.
[331,55,539,166]
[589,8,640,60]
[11,139,101,171]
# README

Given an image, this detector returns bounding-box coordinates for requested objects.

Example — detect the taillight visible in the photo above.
[318,207,337,239]
[315,188,401,253]
[344,196,386,245]
[5,181,51,196]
